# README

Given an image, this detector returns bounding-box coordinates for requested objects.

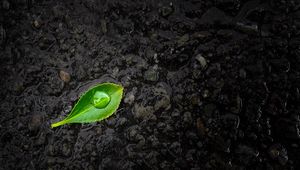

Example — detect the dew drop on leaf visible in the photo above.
[91,91,110,109]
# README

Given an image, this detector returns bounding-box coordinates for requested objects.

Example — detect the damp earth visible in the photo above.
[0,0,300,169]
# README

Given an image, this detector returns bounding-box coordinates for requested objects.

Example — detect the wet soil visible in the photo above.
[0,0,300,169]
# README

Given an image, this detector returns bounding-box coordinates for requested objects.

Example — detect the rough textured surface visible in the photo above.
[0,0,300,169]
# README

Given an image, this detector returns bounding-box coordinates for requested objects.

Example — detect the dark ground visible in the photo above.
[0,0,300,169]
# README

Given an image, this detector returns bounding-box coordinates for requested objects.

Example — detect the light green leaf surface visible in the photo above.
[51,83,123,128]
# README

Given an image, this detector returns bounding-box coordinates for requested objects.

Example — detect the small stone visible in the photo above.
[236,22,258,34]
[154,94,170,111]
[60,43,69,51]
[100,19,107,33]
[124,93,135,105]
[177,34,189,47]
[59,70,71,83]
[195,54,207,69]
[133,104,156,120]
[172,109,180,117]
[192,31,211,39]
[33,20,41,29]
[269,148,280,159]
[183,112,193,124]
[191,94,201,105]
[159,6,173,17]
[202,89,209,98]
[124,87,137,105]
[170,142,181,154]
[239,68,247,78]
[197,141,203,148]
[13,81,24,94]
[268,144,289,165]
[116,117,127,127]
[62,143,71,157]
[28,114,43,131]
[144,67,159,82]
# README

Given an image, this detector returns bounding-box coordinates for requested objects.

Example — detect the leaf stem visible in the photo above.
[51,120,68,128]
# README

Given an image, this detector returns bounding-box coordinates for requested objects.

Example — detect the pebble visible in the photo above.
[124,87,137,105]
[116,117,127,127]
[124,93,135,105]
[192,31,211,39]
[170,142,181,154]
[239,68,247,78]
[133,104,155,120]
[33,20,41,29]
[28,114,43,132]
[59,70,71,83]
[268,144,289,165]
[144,67,159,82]
[195,54,207,69]
[154,95,170,111]
[202,89,209,98]
[183,112,193,124]
[100,19,107,33]
[171,109,180,117]
[197,141,203,148]
[62,143,71,157]
[236,22,258,34]
[159,6,173,17]
[177,34,189,47]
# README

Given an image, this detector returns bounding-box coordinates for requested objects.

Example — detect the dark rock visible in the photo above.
[33,20,41,29]
[28,114,43,132]
[235,22,258,34]
[195,54,207,69]
[159,6,173,17]
[170,142,181,155]
[100,19,107,33]
[177,34,189,47]
[133,104,155,120]
[59,70,71,83]
[183,112,193,125]
[268,144,289,165]
[144,66,159,82]
[124,87,137,105]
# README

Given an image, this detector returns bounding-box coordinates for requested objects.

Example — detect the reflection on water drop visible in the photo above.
[92,91,110,109]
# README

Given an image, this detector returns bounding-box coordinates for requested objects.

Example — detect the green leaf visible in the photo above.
[51,83,123,128]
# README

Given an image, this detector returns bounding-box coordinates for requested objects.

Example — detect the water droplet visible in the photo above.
[91,91,110,109]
